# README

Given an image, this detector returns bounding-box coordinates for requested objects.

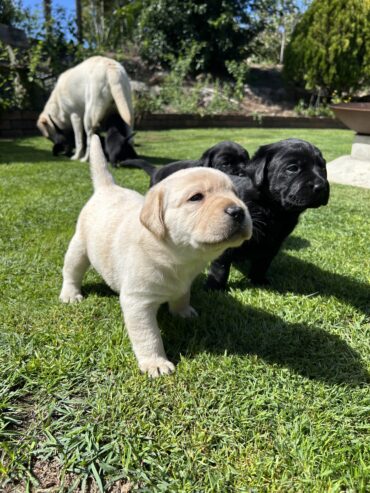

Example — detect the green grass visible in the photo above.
[0,129,369,492]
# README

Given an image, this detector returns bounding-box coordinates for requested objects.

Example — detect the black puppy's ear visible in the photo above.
[250,140,285,187]
[250,144,272,187]
[253,159,267,187]
[200,147,214,167]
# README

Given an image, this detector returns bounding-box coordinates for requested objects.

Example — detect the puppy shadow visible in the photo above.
[81,279,368,385]
[230,253,370,316]
[282,235,311,251]
[82,282,116,298]
[160,287,369,386]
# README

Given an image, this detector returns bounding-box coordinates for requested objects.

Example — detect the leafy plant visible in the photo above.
[225,60,249,101]
[0,42,20,110]
[294,99,334,118]
[136,0,274,75]
[284,0,370,97]
[133,45,240,116]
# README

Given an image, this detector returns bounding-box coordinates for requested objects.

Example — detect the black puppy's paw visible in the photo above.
[249,275,270,286]
[204,276,227,292]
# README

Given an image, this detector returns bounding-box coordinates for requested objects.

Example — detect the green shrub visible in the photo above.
[284,0,370,97]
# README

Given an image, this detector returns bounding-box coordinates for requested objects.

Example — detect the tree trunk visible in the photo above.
[44,0,52,36]
[279,25,286,64]
[76,0,83,44]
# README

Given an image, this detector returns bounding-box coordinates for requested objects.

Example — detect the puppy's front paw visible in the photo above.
[139,357,175,378]
[59,287,83,303]
[71,152,83,161]
[250,276,270,286]
[204,276,227,291]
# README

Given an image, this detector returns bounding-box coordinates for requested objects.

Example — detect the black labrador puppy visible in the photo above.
[50,113,137,164]
[121,138,330,290]
[119,141,250,184]
[49,116,75,157]
[104,113,138,165]
[207,139,329,288]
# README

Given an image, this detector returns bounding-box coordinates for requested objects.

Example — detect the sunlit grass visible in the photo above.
[0,129,369,492]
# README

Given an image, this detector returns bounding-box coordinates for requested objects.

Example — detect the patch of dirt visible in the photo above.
[3,458,133,493]
[240,64,298,116]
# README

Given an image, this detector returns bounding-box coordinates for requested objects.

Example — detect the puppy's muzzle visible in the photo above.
[224,204,253,240]
[225,205,245,223]
[307,178,330,206]
[310,178,327,195]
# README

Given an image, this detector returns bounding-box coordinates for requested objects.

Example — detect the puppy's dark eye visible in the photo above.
[188,193,204,202]
[287,164,300,173]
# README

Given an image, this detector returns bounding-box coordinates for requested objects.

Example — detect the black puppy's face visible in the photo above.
[51,128,75,157]
[253,139,329,211]
[201,141,250,176]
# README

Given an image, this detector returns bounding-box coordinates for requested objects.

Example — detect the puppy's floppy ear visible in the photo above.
[250,155,268,188]
[140,186,166,239]
[250,143,276,187]
[254,157,267,187]
[200,147,214,167]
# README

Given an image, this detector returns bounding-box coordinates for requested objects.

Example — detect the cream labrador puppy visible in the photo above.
[60,136,252,377]
[37,56,133,162]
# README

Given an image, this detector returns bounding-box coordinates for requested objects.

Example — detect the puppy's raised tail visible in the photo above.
[90,134,115,190]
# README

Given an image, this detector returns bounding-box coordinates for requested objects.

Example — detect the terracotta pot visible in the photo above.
[330,103,370,135]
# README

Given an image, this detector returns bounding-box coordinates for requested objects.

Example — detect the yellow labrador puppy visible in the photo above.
[37,56,133,162]
[60,136,252,377]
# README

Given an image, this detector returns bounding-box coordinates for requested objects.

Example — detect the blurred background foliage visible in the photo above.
[0,0,369,113]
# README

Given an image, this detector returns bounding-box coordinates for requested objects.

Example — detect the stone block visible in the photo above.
[351,133,370,160]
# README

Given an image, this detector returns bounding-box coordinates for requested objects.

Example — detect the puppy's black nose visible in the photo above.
[225,205,245,223]
[312,181,326,194]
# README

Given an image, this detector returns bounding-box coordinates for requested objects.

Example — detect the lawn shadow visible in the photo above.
[161,286,369,386]
[0,141,176,167]
[82,282,116,298]
[281,235,311,251]
[0,141,60,164]
[229,252,370,316]
[80,275,369,386]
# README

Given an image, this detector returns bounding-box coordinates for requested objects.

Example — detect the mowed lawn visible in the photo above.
[0,128,369,492]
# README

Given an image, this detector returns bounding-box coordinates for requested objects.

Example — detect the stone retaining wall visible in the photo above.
[0,111,346,138]
[135,113,346,130]
[0,111,40,138]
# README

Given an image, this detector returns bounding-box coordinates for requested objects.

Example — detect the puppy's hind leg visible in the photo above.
[60,233,90,303]
[121,296,175,377]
